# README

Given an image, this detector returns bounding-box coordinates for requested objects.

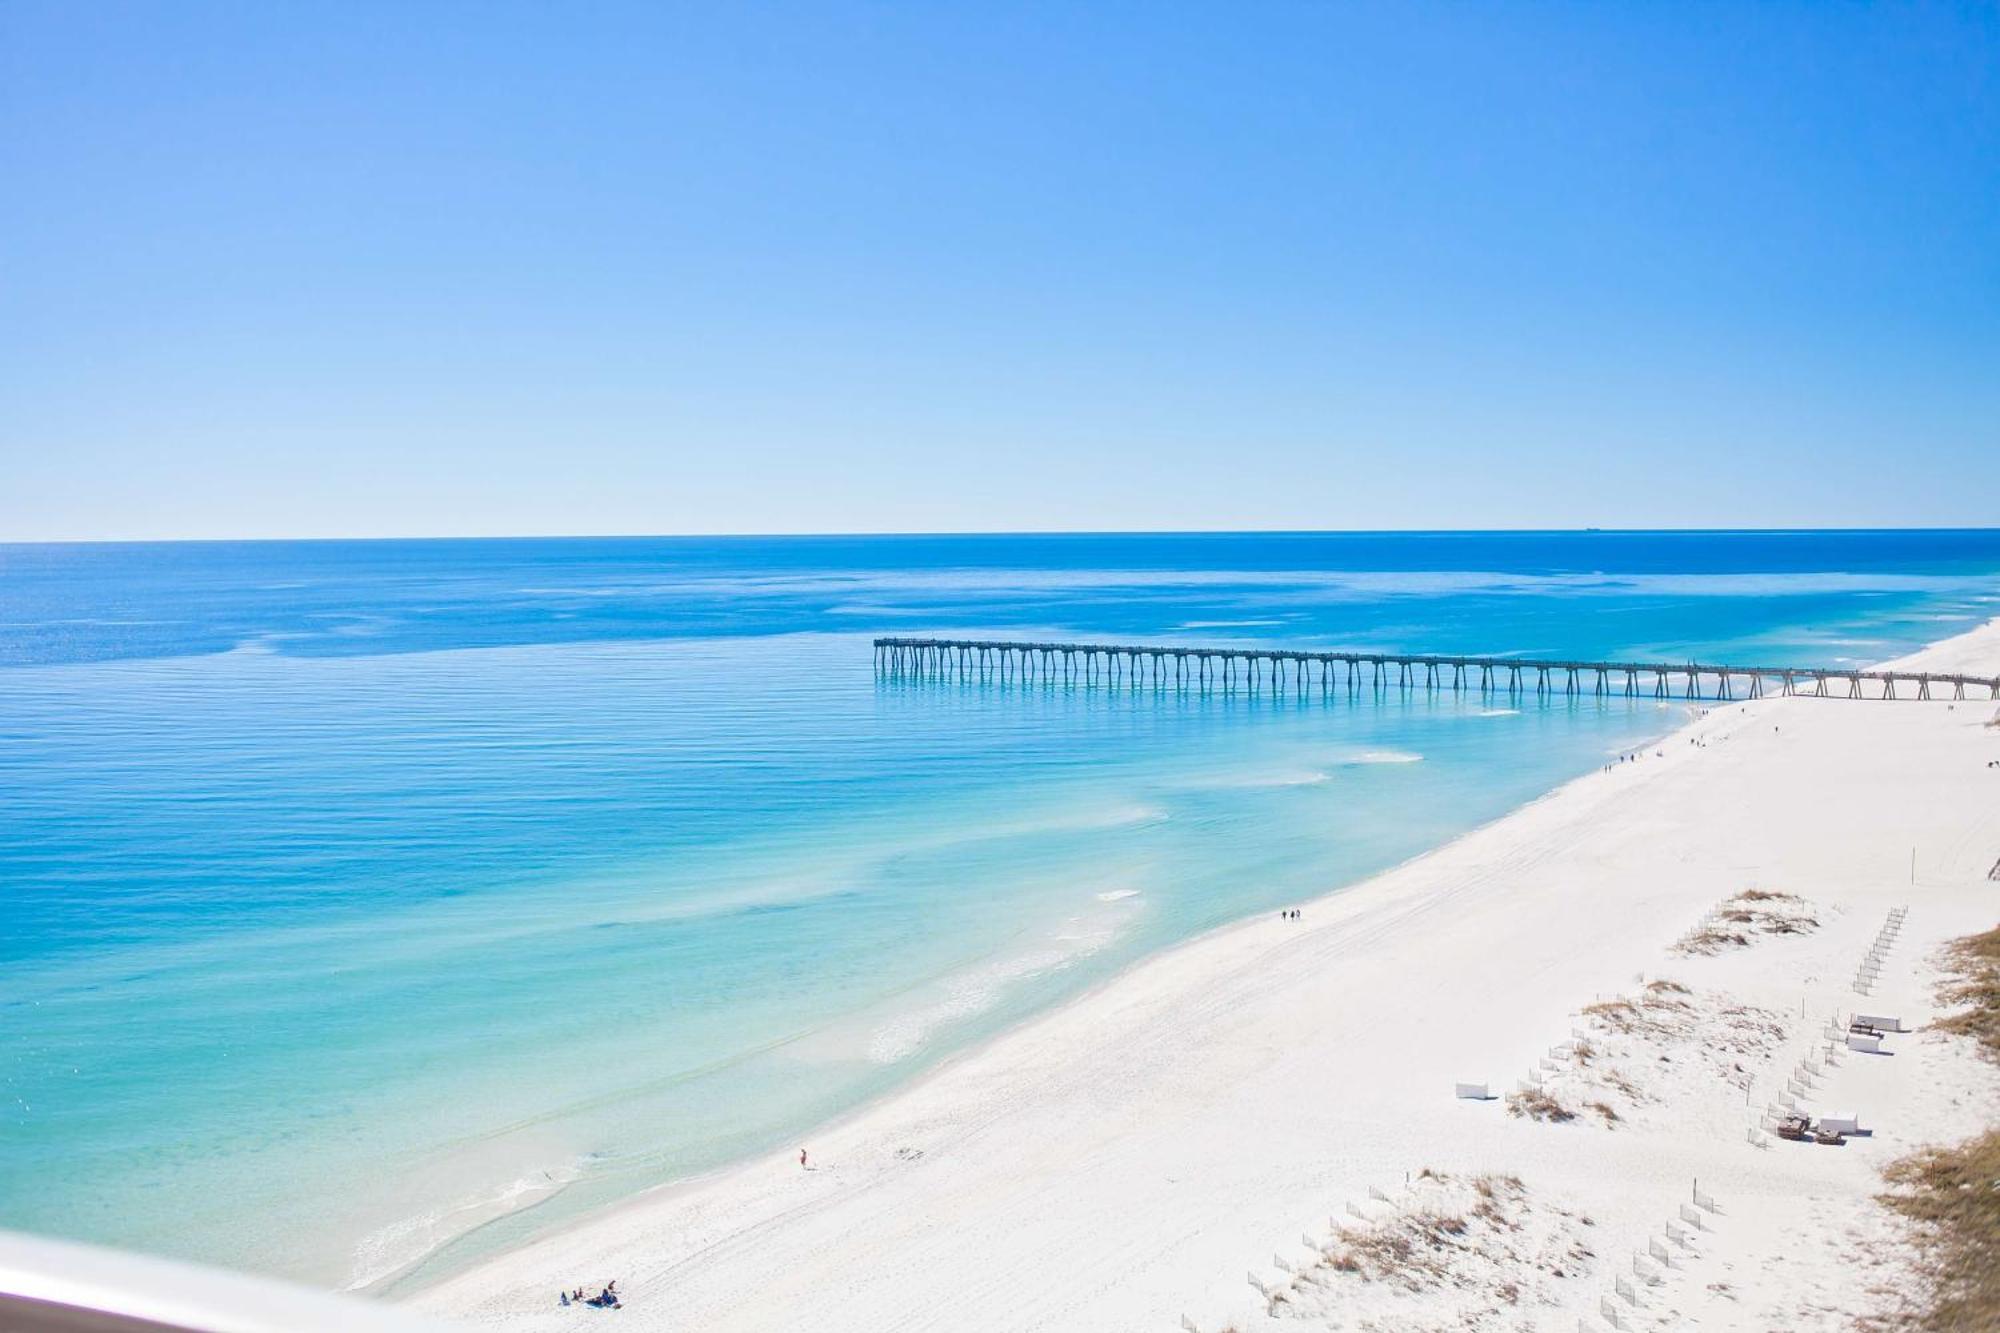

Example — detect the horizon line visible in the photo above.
[7,525,2000,549]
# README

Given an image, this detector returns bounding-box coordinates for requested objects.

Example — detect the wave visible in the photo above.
[864,904,1135,1065]
[824,603,936,617]
[1182,768,1332,790]
[512,801,1172,940]
[1178,618,1286,629]
[346,1157,586,1291]
[1342,750,1423,765]
[1023,801,1169,832]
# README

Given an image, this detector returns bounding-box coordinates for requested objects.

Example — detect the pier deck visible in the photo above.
[874,637,1999,702]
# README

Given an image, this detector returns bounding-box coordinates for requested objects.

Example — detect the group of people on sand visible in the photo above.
[1279,907,1302,922]
[559,1279,620,1310]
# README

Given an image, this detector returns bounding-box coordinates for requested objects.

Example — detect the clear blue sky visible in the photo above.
[3,2,1995,540]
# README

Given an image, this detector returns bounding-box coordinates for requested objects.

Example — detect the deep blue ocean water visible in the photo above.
[3,531,1997,1288]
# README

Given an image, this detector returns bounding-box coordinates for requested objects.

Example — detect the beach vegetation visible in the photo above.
[1676,891,1819,954]
[1932,926,2000,1062]
[1861,928,2000,1331]
[1316,1205,1478,1285]
[1875,1129,2000,1332]
[1581,992,1689,1035]
[1601,1068,1641,1100]
[1505,1087,1576,1122]
[1282,1172,1591,1324]
[1679,924,1752,953]
[1470,1174,1524,1229]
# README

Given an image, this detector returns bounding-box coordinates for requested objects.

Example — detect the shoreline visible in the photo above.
[384,697,1689,1297]
[411,618,2000,1330]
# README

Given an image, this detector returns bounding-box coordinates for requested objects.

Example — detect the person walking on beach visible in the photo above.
[799,1147,809,1169]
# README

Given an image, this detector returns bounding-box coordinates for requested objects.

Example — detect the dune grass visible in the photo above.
[1878,1130,2000,1333]
[1504,1087,1575,1123]
[1932,925,2000,1062]
[1869,926,2000,1331]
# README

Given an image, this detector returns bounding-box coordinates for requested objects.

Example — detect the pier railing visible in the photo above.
[873,637,2000,703]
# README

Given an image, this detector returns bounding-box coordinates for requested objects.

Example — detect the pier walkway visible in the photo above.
[874,637,2000,702]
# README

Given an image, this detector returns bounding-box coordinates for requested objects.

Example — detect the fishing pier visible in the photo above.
[874,637,2000,702]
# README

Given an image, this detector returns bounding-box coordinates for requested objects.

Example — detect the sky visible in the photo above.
[2,2,1996,541]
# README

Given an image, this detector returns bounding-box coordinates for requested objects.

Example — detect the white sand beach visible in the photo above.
[413,621,2000,1332]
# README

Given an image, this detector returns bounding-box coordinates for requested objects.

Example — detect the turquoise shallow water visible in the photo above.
[2,532,1997,1288]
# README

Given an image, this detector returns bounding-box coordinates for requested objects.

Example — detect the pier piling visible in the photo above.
[871,638,1997,703]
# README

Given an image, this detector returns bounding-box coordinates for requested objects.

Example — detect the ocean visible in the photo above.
[3,530,1997,1290]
